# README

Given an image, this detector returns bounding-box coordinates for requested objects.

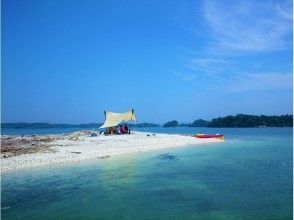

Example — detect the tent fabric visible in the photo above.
[99,110,136,128]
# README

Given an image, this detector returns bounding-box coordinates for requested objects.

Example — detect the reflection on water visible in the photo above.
[1,128,293,220]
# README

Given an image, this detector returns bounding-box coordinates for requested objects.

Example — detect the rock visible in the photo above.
[99,156,110,159]
[71,152,81,154]
[3,153,12,158]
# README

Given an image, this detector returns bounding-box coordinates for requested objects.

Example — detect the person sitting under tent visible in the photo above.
[120,124,129,134]
[125,124,130,134]
[103,127,115,135]
[118,125,123,134]
[100,109,136,135]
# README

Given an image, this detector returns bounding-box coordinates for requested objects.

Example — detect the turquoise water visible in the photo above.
[1,128,293,219]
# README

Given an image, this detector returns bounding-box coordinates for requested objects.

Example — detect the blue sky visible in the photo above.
[2,0,293,123]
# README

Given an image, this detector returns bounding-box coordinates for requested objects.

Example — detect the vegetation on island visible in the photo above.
[163,120,178,127]
[186,119,210,127]
[164,114,292,128]
[2,114,292,129]
[208,114,293,128]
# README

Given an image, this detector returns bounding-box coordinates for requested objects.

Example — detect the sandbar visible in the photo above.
[1,131,223,173]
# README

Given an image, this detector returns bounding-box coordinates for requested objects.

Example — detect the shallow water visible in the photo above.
[1,128,293,219]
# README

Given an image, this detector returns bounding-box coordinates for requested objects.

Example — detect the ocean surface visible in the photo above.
[1,127,293,219]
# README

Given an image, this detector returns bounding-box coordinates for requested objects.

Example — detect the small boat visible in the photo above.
[194,133,224,139]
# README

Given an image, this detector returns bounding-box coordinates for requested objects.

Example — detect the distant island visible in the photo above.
[1,123,103,129]
[163,120,178,127]
[164,114,293,128]
[2,114,293,129]
[1,122,159,129]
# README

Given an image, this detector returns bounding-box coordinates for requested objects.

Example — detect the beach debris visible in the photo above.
[71,151,81,154]
[69,136,79,141]
[147,133,156,137]
[68,130,98,140]
[1,143,56,158]
[99,156,110,159]
[1,135,57,158]
[3,153,12,158]
[0,131,101,158]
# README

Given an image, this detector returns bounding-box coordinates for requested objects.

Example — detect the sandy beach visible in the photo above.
[1,131,223,173]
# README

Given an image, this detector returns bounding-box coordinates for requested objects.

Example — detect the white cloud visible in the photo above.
[186,57,235,75]
[174,0,292,97]
[203,0,292,52]
[277,0,293,20]
[215,72,293,93]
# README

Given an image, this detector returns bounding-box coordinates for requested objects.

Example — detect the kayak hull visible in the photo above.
[194,134,224,139]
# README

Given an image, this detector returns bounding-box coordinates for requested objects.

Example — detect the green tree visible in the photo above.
[163,120,178,127]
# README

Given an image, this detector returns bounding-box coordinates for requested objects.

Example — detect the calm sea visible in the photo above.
[1,127,293,219]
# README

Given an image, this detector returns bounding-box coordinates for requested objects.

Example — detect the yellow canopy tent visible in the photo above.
[99,109,136,128]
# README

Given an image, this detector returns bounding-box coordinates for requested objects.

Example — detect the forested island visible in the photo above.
[2,114,293,129]
[208,114,292,127]
[163,114,293,128]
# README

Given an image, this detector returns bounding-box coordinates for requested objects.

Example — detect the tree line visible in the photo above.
[163,114,293,128]
[2,114,293,128]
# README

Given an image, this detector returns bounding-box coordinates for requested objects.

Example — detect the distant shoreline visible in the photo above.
[1,124,293,129]
[2,114,293,129]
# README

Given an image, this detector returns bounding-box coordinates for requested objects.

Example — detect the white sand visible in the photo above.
[1,131,223,173]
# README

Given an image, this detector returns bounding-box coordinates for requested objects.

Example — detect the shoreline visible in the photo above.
[1,131,223,173]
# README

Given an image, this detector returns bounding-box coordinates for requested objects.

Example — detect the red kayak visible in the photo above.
[194,133,224,139]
